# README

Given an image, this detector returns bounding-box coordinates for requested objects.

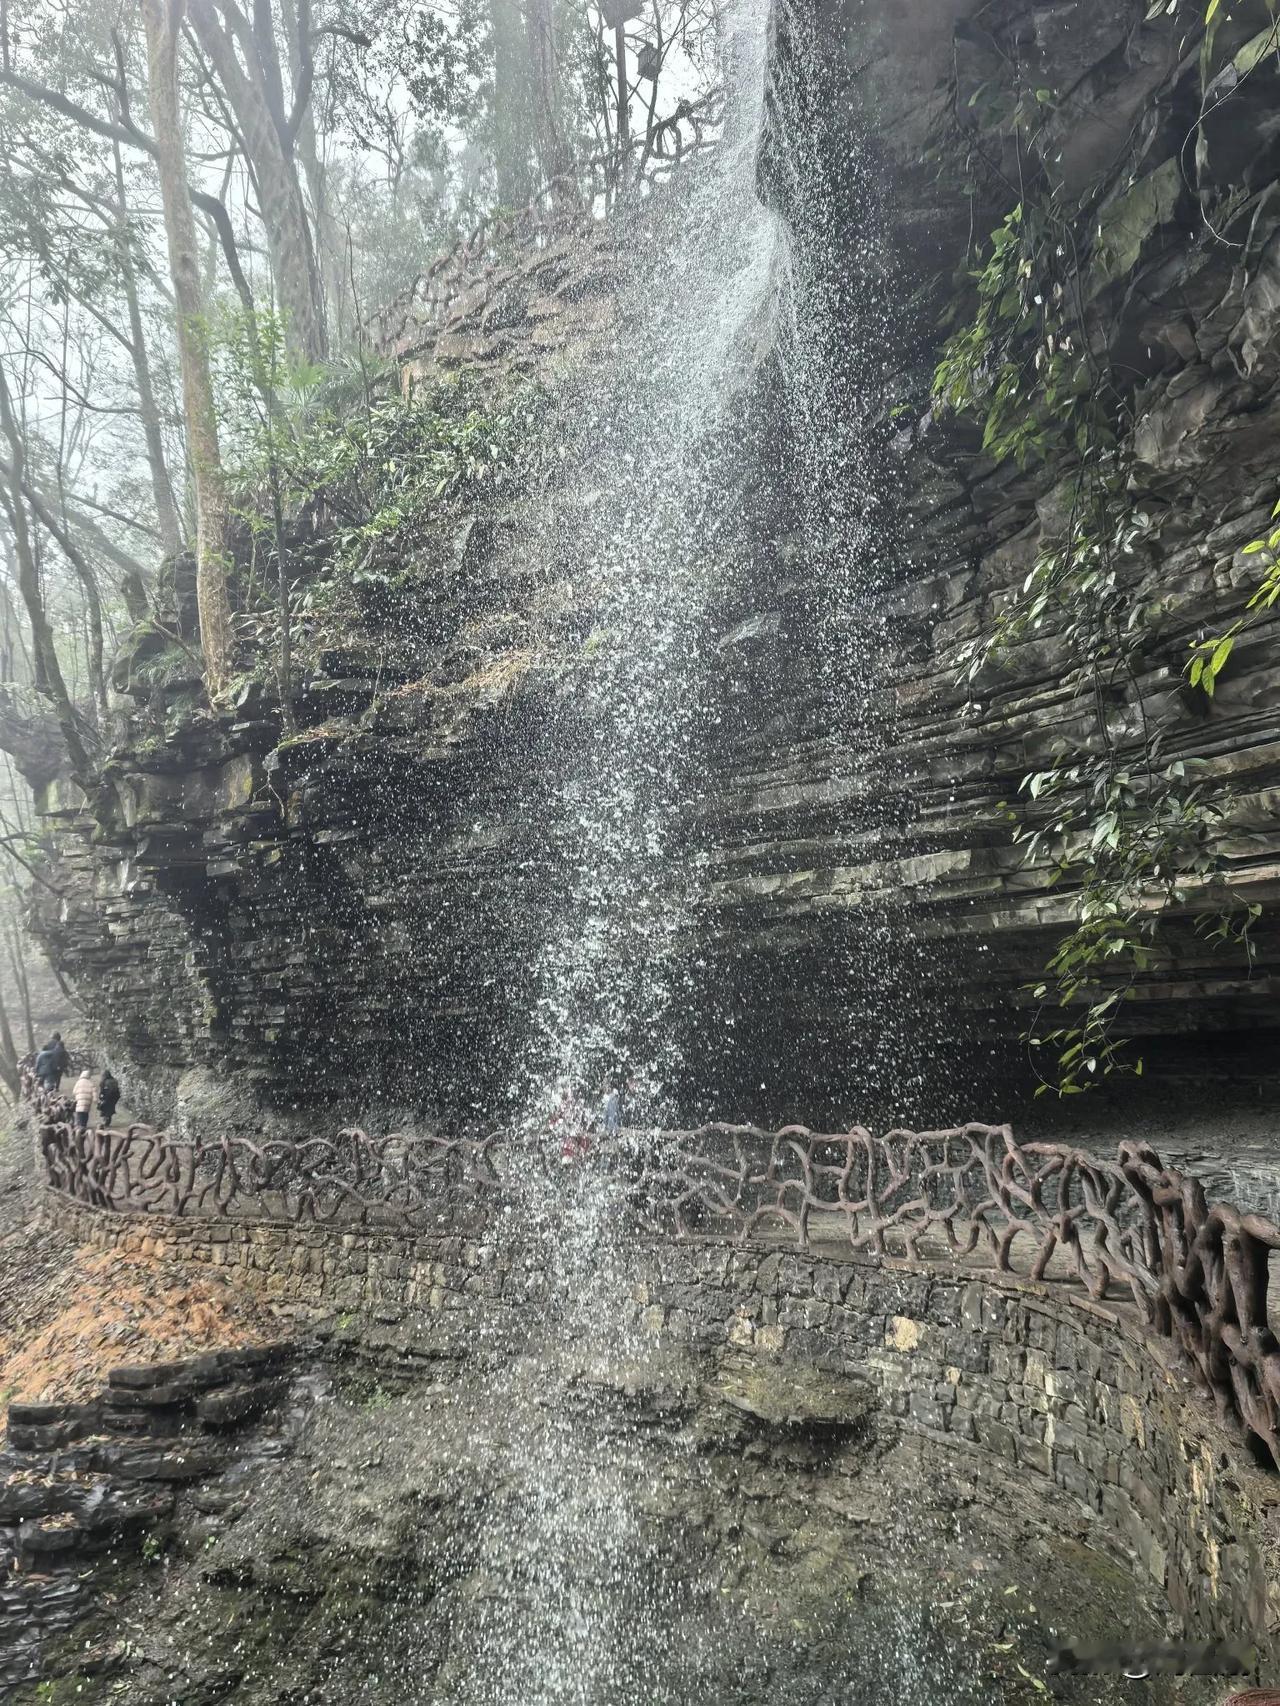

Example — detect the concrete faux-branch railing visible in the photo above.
[20,1068,1280,1472]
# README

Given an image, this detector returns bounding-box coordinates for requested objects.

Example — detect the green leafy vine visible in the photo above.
[933,75,1257,1096]
[1186,498,1280,694]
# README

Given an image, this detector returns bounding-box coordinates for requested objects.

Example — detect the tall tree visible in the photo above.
[0,364,94,786]
[111,133,184,559]
[491,0,533,209]
[186,0,330,361]
[0,973,20,1099]
[279,0,342,337]
[525,0,572,187]
[142,0,233,697]
[8,924,35,1055]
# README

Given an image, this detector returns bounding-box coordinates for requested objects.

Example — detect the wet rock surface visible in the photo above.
[0,1344,297,1691]
[36,1179,1280,1660]
[3,1335,1214,1706]
[10,1171,1280,1704]
[24,0,1280,1134]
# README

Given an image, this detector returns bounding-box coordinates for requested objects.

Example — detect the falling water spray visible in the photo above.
[420,0,974,1696]
[439,0,786,1700]
[761,0,953,1123]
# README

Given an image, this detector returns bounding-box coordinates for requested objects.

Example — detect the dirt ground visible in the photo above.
[0,1117,285,1405]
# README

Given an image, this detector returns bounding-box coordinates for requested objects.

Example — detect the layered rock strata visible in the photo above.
[29,0,1280,1125]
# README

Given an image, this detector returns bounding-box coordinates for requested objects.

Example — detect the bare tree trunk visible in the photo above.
[525,0,573,188]
[77,560,105,714]
[8,924,34,1054]
[0,366,94,787]
[635,15,666,184]
[280,0,344,341]
[0,975,20,1100]
[614,27,629,156]
[294,126,341,343]
[142,0,234,699]
[492,0,533,208]
[0,539,33,683]
[188,0,327,362]
[48,445,107,714]
[113,134,184,560]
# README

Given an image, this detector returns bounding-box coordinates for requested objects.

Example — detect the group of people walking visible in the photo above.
[32,1035,120,1130]
[36,1042,635,1149]
[549,1076,632,1163]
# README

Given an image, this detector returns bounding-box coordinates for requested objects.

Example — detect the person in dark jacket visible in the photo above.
[48,1033,70,1084]
[33,1043,57,1092]
[98,1070,121,1128]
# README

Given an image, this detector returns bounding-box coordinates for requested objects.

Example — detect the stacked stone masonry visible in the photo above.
[32,1109,1280,1474]
[41,1190,1280,1660]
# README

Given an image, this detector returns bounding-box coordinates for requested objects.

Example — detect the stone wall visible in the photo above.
[42,1190,1279,1655]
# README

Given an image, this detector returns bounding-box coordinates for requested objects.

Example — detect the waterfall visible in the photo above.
[441,2,786,1701]
[427,1,953,1699]
[510,0,784,1127]
[763,0,945,1121]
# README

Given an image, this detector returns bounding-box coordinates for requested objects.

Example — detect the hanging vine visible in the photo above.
[1181,0,1280,688]
[931,46,1259,1096]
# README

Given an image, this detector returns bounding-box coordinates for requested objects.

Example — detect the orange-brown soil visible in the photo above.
[0,1121,283,1403]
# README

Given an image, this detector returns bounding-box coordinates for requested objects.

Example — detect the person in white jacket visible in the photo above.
[72,1070,95,1132]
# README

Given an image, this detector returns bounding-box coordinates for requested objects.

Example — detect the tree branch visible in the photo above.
[0,376,95,791]
[0,66,253,310]
[288,23,370,146]
[0,454,154,607]
[0,833,67,897]
[0,68,147,151]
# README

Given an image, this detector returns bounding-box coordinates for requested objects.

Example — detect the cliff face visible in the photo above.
[33,0,1280,1133]
[714,0,1280,1095]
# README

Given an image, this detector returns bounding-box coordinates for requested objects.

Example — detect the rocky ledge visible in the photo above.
[4,1283,1250,1705]
[23,0,1280,1128]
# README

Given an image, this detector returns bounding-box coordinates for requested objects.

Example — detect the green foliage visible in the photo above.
[1006,759,1242,1094]
[960,483,1153,692]
[935,84,1254,1097]
[290,376,542,631]
[210,305,542,639]
[403,4,487,130]
[1187,625,1239,696]
[128,639,191,690]
[1185,496,1280,695]
[213,307,538,526]
[932,204,1100,470]
[211,304,323,474]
